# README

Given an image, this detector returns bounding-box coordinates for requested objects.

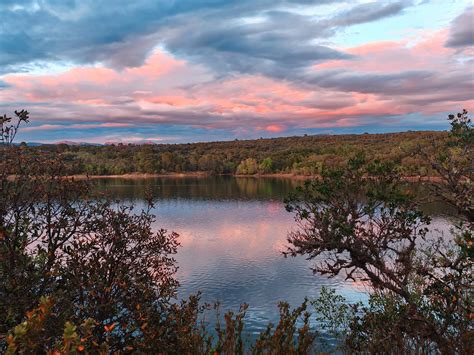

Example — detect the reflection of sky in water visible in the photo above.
[98,177,454,335]
[156,200,361,332]
[150,199,368,334]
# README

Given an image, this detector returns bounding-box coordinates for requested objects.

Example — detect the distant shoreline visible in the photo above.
[70,172,309,180]
[69,172,443,182]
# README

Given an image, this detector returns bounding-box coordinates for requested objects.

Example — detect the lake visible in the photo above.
[94,176,452,335]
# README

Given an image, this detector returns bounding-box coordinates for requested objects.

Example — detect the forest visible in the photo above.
[28,130,447,176]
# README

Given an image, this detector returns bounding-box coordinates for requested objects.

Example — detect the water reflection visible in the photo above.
[94,176,301,201]
[96,177,453,334]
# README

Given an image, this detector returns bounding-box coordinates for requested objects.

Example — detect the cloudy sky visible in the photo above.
[1,0,473,144]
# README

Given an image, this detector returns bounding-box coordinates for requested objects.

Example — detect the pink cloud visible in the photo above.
[314,29,452,73]
[23,122,133,132]
[1,28,472,138]
[310,28,472,117]
[125,51,185,78]
[265,124,286,133]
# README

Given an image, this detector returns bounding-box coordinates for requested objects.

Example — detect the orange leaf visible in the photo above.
[104,323,116,332]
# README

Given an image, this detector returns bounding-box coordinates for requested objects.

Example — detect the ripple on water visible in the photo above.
[98,178,417,335]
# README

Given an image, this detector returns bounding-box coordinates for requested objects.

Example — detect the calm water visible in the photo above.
[94,176,452,335]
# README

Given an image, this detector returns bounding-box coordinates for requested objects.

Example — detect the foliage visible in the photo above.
[259,157,273,174]
[236,158,258,175]
[22,128,447,176]
[1,110,29,146]
[422,108,473,221]
[5,296,316,354]
[0,120,189,351]
[252,301,315,354]
[286,110,473,353]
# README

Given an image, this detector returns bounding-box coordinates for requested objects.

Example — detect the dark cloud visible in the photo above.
[445,6,474,48]
[161,7,399,80]
[301,67,474,100]
[331,1,409,27]
[160,11,350,79]
[305,70,434,95]
[156,1,415,79]
[0,0,413,75]
[0,1,185,70]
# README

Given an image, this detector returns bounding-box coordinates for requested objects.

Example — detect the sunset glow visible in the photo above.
[1,1,472,143]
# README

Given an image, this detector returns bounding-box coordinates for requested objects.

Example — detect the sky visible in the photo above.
[1,0,473,144]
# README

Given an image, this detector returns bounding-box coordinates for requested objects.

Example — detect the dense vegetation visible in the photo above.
[30,130,447,176]
[1,109,472,354]
[284,110,472,353]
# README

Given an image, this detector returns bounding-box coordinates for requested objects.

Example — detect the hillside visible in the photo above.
[33,130,447,176]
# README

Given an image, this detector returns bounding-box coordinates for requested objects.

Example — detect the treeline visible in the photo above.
[30,130,446,176]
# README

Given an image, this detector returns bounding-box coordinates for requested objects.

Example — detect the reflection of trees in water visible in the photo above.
[94,176,301,201]
[405,183,458,218]
[93,177,453,218]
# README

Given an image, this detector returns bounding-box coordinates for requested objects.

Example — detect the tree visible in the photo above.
[0,110,29,146]
[0,112,184,351]
[422,109,473,221]
[236,158,258,175]
[161,151,174,171]
[258,157,273,174]
[285,110,473,353]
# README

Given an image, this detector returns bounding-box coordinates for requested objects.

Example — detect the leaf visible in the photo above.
[104,323,116,332]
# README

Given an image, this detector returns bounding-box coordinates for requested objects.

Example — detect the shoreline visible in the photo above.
[69,172,443,182]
